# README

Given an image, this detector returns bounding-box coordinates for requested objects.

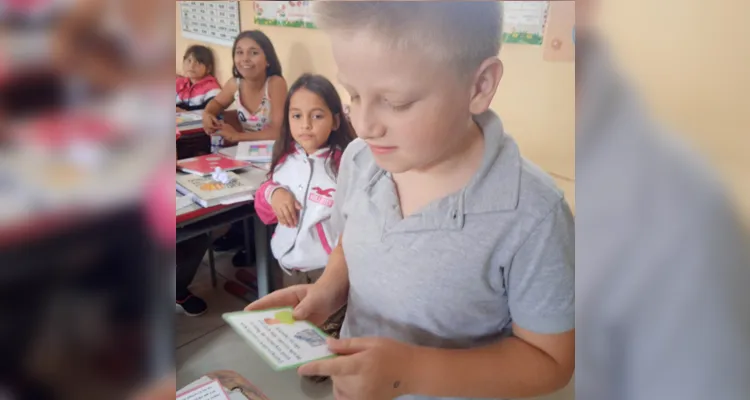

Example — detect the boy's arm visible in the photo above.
[413,198,575,397]
[405,326,573,398]
[310,139,359,307]
[314,238,349,308]
[302,196,575,398]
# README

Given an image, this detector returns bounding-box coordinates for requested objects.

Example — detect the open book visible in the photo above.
[234,140,275,162]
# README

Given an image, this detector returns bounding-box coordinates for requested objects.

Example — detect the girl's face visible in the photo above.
[289,88,338,155]
[234,38,267,80]
[183,54,208,81]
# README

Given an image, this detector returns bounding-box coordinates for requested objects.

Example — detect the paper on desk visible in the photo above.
[220,146,271,172]
[177,194,195,210]
[219,193,254,205]
[223,308,336,371]
[177,378,230,400]
[177,376,212,397]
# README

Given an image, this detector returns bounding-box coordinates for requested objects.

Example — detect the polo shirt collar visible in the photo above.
[359,110,521,233]
[463,110,521,214]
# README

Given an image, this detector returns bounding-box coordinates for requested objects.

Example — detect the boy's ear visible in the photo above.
[468,57,503,115]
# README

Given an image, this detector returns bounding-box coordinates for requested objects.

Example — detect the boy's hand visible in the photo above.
[271,188,301,227]
[202,113,221,134]
[244,284,340,327]
[176,107,186,112]
[298,338,418,400]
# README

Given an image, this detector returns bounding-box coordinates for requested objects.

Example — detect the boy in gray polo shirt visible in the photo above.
[247,3,574,399]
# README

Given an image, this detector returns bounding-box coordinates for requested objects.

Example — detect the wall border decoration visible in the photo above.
[254,1,316,29]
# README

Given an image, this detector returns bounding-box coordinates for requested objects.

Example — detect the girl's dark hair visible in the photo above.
[231,30,282,79]
[183,45,215,76]
[268,74,355,180]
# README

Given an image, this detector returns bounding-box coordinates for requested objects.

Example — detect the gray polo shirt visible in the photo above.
[331,110,575,399]
[576,43,750,400]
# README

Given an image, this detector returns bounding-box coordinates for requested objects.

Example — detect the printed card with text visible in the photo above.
[223,308,336,371]
[176,378,230,400]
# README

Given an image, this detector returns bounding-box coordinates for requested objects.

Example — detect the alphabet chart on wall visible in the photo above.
[179,1,241,47]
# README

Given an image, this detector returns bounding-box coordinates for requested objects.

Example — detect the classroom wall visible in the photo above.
[176,1,576,208]
[597,0,750,220]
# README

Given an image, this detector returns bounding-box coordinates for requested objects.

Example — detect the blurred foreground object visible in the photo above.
[576,31,750,400]
[0,0,175,398]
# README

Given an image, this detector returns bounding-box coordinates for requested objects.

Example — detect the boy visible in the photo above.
[247,3,574,399]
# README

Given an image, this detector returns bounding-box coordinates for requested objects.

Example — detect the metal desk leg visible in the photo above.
[251,215,271,298]
[208,242,217,288]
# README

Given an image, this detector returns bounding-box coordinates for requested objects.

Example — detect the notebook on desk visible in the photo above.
[220,146,272,171]
[177,153,252,176]
[178,376,248,400]
[176,111,204,131]
[178,372,270,400]
[234,140,275,162]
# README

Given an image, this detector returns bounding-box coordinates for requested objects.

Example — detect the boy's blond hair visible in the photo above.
[313,1,503,77]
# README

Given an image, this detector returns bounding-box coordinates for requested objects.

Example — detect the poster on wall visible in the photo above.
[254,1,316,29]
[502,1,549,45]
[179,1,241,47]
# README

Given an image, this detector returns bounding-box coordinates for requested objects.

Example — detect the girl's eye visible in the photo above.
[291,114,301,119]
[252,51,259,56]
[313,114,325,119]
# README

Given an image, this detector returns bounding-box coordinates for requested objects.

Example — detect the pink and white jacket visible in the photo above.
[254,144,342,273]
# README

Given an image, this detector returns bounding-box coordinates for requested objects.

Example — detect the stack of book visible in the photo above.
[176,111,204,131]
[176,171,256,208]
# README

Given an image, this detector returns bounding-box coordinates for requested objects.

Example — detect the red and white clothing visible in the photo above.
[176,75,221,111]
[254,145,342,273]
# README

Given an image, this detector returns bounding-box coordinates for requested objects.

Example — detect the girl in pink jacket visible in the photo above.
[254,74,354,287]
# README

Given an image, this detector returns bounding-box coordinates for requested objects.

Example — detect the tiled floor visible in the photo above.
[176,250,249,349]
[176,250,574,400]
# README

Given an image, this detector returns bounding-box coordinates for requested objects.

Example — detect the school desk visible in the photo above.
[176,166,274,298]
[177,110,244,160]
[177,329,335,400]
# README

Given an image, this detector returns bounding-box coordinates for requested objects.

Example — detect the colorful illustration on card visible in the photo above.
[294,329,327,347]
[223,308,336,371]
[263,310,296,325]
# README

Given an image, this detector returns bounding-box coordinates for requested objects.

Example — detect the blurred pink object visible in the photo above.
[15,112,117,148]
[144,164,175,245]
[4,0,54,14]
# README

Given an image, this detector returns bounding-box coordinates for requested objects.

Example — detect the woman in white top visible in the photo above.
[202,30,288,142]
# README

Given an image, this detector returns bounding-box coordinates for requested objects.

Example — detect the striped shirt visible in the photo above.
[175,75,221,111]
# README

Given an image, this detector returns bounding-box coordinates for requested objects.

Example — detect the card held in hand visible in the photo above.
[223,308,336,371]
